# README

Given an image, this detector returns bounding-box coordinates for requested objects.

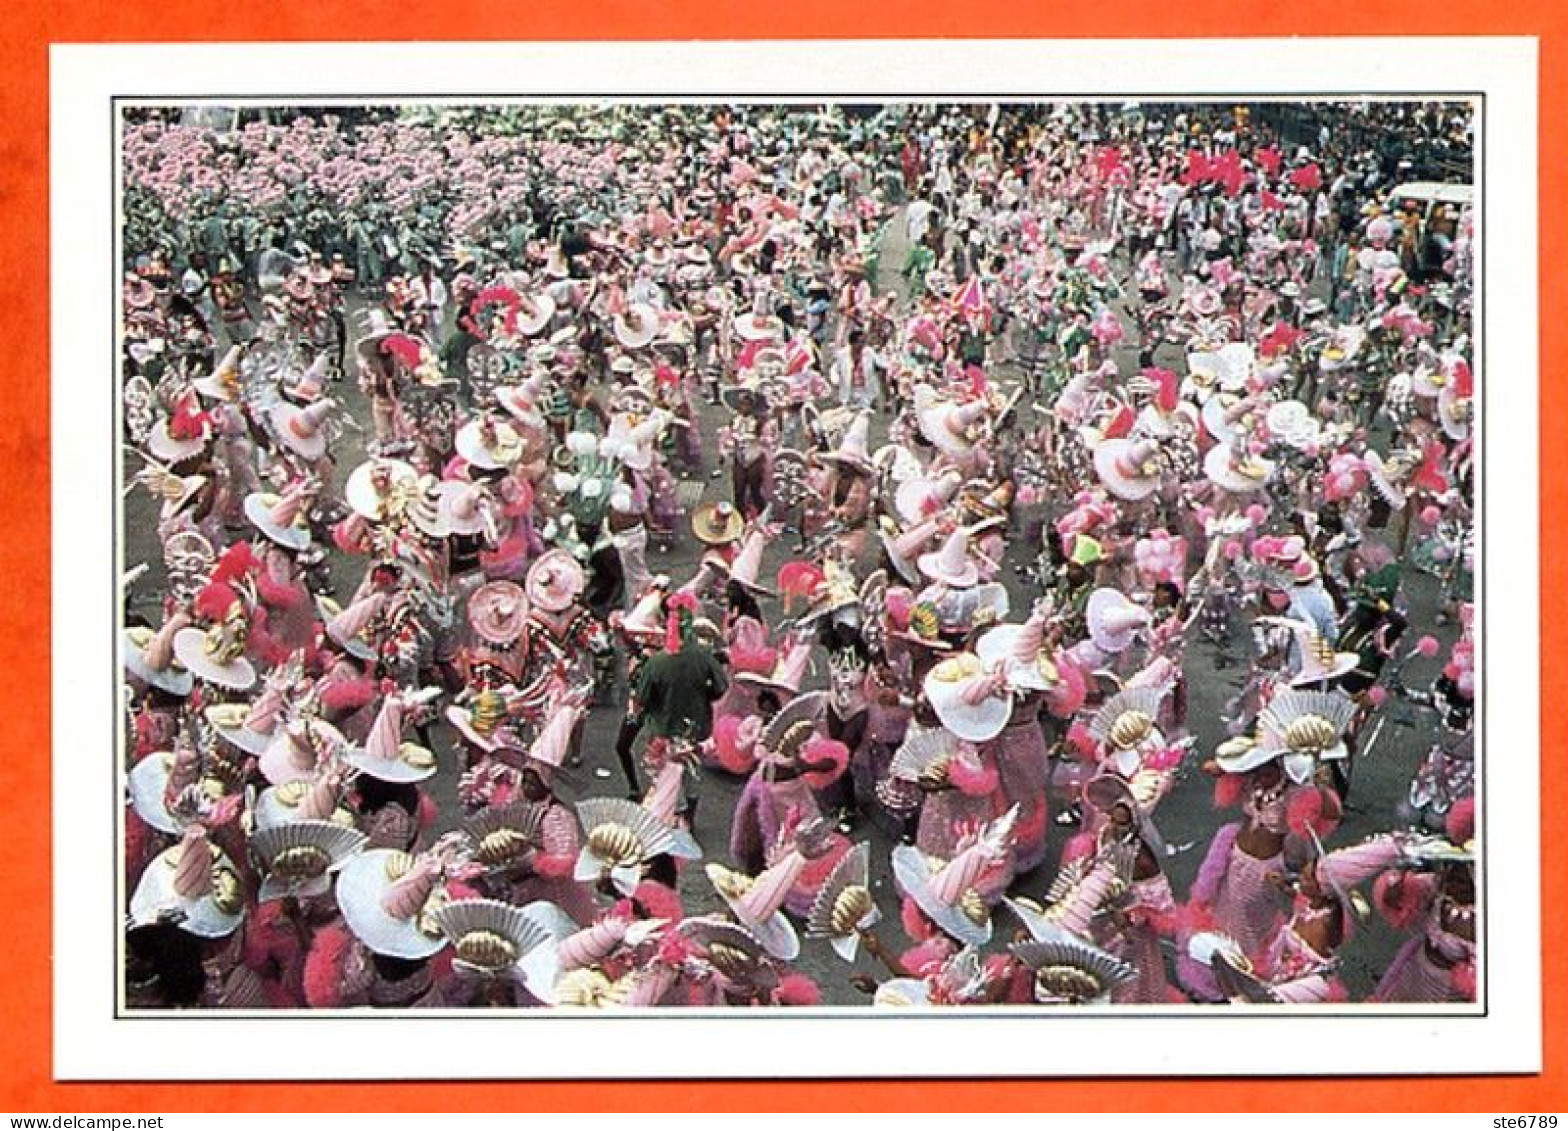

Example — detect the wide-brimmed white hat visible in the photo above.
[1318,324,1366,372]
[242,484,314,551]
[268,399,335,461]
[258,717,351,787]
[129,826,245,938]
[172,624,257,692]
[732,312,784,342]
[1085,588,1150,655]
[975,612,1060,694]
[335,848,450,960]
[437,479,495,538]
[345,693,439,784]
[203,681,290,757]
[705,853,804,961]
[1093,437,1163,502]
[315,591,388,662]
[613,303,661,350]
[1204,443,1275,494]
[894,468,963,525]
[455,416,524,471]
[892,807,1016,947]
[917,527,981,589]
[1201,392,1262,447]
[122,618,194,697]
[922,652,1013,742]
[915,386,989,457]
[345,458,420,522]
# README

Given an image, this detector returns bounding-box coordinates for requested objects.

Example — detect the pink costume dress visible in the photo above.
[730,769,824,877]
[512,797,600,927]
[1255,899,1346,1003]
[982,692,1052,874]
[914,747,1011,901]
[1179,780,1292,1000]
[1111,872,1184,1004]
[1370,880,1477,1004]
[859,658,914,810]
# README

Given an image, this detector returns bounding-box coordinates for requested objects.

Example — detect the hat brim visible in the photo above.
[314,597,380,662]
[129,845,244,938]
[1094,440,1161,502]
[147,421,210,464]
[445,706,506,754]
[122,631,195,697]
[243,494,312,551]
[253,785,324,831]
[344,744,438,785]
[1203,445,1273,494]
[892,845,992,947]
[127,752,181,835]
[923,676,1013,743]
[514,295,556,337]
[335,850,449,960]
[916,552,980,589]
[205,707,277,757]
[257,724,333,788]
[171,628,256,691]
[454,423,523,471]
[976,625,1058,693]
[711,887,800,961]
[732,316,782,342]
[267,405,329,461]
[1290,652,1361,687]
[1086,590,1148,655]
[345,460,419,522]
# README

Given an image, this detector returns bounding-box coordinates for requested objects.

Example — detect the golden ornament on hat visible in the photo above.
[705,862,754,901]
[587,823,644,869]
[555,967,616,1007]
[476,828,532,868]
[211,866,244,915]
[400,742,436,770]
[959,888,987,926]
[454,930,517,972]
[206,703,250,730]
[1035,965,1104,1002]
[1283,714,1339,753]
[468,690,507,737]
[907,603,941,640]
[416,889,448,939]
[1108,710,1156,751]
[271,843,332,881]
[829,885,875,936]
[383,850,414,881]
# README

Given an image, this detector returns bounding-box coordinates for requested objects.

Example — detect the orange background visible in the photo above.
[1,1,1562,1113]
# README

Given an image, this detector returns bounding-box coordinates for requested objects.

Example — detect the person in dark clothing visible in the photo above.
[615,594,728,796]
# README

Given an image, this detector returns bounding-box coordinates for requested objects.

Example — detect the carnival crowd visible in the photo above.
[121,101,1477,1010]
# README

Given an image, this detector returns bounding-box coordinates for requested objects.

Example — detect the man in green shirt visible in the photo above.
[621,598,728,797]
